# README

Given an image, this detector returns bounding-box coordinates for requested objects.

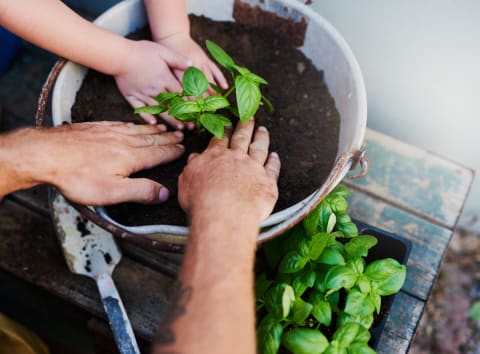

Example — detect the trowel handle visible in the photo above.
[96,272,141,354]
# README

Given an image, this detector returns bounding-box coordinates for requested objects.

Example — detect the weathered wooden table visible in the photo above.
[0,44,474,353]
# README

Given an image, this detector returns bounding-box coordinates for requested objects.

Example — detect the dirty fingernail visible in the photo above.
[159,188,169,202]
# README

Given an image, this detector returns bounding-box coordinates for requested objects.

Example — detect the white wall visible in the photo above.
[308,0,479,231]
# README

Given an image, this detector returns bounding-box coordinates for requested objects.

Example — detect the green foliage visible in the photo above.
[135,40,272,138]
[256,185,407,354]
[469,301,480,323]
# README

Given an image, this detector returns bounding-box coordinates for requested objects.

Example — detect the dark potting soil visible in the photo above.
[71,16,340,226]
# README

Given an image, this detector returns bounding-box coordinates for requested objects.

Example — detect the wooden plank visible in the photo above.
[377,291,425,354]
[345,129,474,229]
[347,191,452,301]
[0,199,173,339]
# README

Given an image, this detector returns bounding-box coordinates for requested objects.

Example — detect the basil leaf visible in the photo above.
[345,236,378,258]
[310,292,332,326]
[247,72,268,85]
[372,293,382,314]
[329,195,348,214]
[324,266,357,292]
[336,222,358,238]
[324,340,345,354]
[318,201,334,232]
[299,239,310,257]
[317,248,346,266]
[303,204,321,237]
[279,251,309,274]
[134,105,168,115]
[199,113,232,139]
[348,343,377,354]
[326,213,337,234]
[182,67,209,97]
[333,323,362,347]
[206,40,236,72]
[309,232,332,260]
[209,83,224,94]
[356,275,371,294]
[154,92,180,104]
[365,258,406,295]
[262,237,283,270]
[330,185,352,197]
[337,312,374,330]
[264,283,295,319]
[336,213,352,225]
[235,65,250,76]
[292,298,313,325]
[282,329,329,354]
[235,75,261,121]
[203,95,230,111]
[257,314,283,354]
[344,289,375,317]
[169,100,201,116]
[292,268,316,297]
[347,257,366,275]
[255,273,273,300]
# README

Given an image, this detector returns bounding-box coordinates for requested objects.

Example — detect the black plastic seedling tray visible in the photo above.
[354,220,412,349]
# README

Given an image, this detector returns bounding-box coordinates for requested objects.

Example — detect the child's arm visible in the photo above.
[0,0,191,127]
[145,0,228,89]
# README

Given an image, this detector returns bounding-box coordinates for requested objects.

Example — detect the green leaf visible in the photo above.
[279,251,309,274]
[330,185,352,197]
[299,239,310,257]
[347,257,366,275]
[344,289,375,317]
[235,75,261,121]
[365,258,406,296]
[206,40,236,72]
[292,268,316,297]
[317,248,346,266]
[324,266,357,292]
[348,343,377,354]
[168,100,201,116]
[336,222,358,238]
[235,65,250,76]
[345,236,378,258]
[336,213,352,225]
[329,195,348,214]
[318,201,334,232]
[333,323,370,347]
[356,275,371,294]
[309,232,333,260]
[326,213,337,234]
[255,273,273,300]
[324,340,345,354]
[372,293,381,314]
[134,105,168,115]
[182,67,209,97]
[262,95,275,113]
[337,312,374,330]
[282,329,329,354]
[247,72,268,85]
[262,237,283,270]
[199,113,232,139]
[470,302,480,323]
[154,92,180,104]
[203,95,231,111]
[291,298,313,325]
[264,283,295,319]
[310,293,332,326]
[304,205,321,237]
[257,314,283,354]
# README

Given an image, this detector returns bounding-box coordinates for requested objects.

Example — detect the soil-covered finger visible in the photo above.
[249,126,270,164]
[230,119,255,151]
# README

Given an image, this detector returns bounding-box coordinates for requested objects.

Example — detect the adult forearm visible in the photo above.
[0,0,131,76]
[144,0,190,41]
[155,212,258,354]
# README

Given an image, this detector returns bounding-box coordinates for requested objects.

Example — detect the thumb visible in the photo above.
[159,47,192,70]
[115,178,170,205]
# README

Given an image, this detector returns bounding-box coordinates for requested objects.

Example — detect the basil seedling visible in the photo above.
[135,40,272,138]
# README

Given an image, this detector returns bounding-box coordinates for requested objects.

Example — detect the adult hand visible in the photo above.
[178,119,281,225]
[0,122,184,205]
[157,34,229,91]
[114,40,193,129]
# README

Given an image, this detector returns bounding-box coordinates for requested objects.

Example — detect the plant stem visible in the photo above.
[223,86,235,98]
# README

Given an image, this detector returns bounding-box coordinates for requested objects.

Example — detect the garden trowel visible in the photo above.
[50,189,140,354]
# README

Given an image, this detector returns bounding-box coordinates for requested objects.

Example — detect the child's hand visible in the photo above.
[114,40,192,128]
[157,34,229,91]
